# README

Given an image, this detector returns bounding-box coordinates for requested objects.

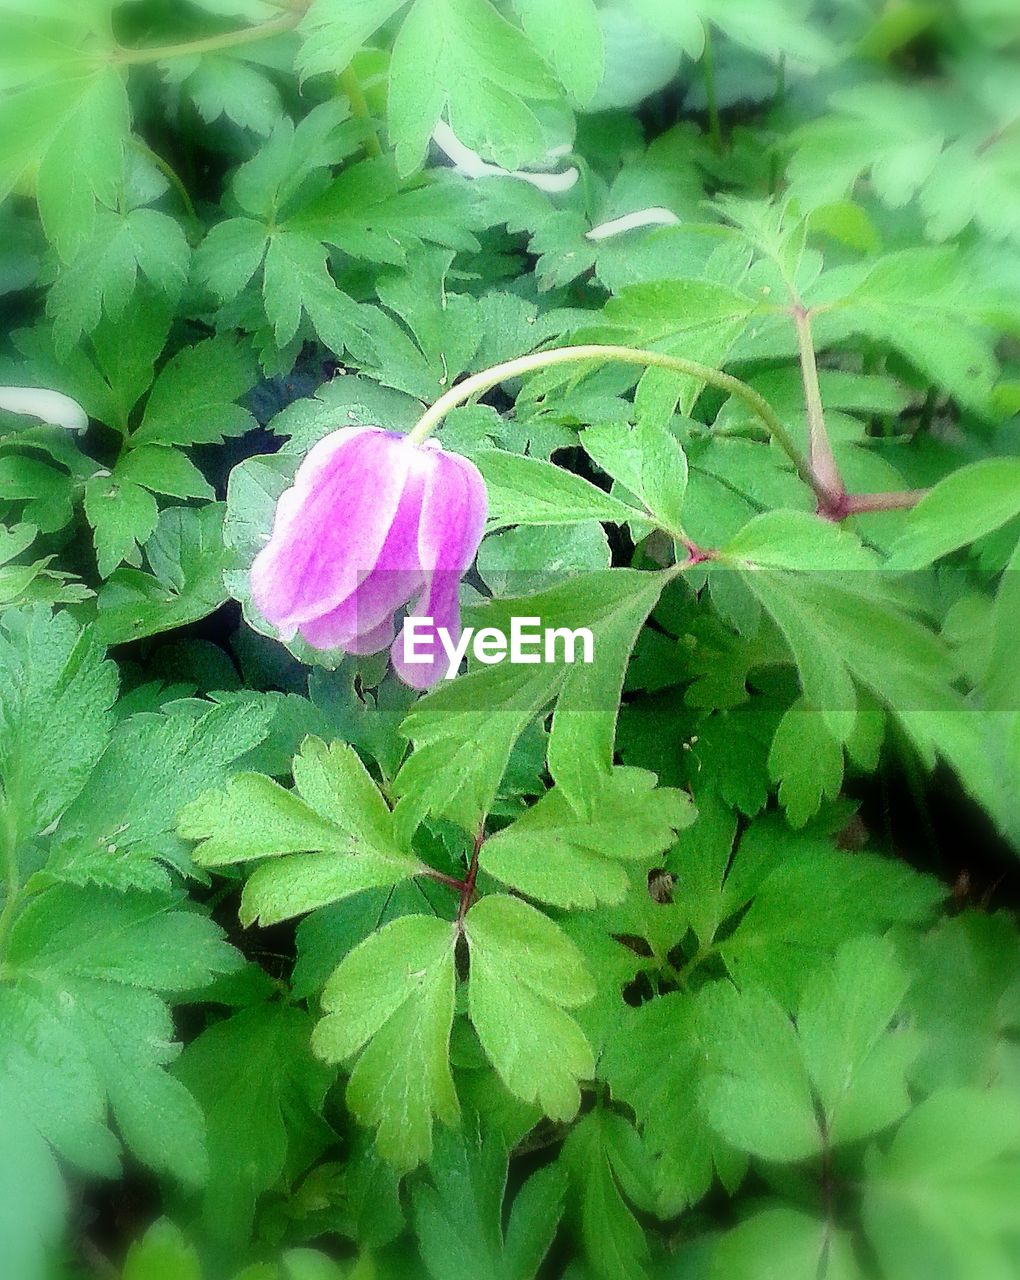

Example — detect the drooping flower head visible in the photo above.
[251,427,487,689]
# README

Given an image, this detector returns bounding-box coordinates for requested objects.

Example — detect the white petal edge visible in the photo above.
[431,121,579,193]
[585,207,681,241]
[0,385,88,431]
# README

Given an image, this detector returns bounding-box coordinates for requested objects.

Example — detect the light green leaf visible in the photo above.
[132,335,257,448]
[476,450,644,529]
[84,474,159,578]
[389,0,556,175]
[480,767,693,908]
[512,0,604,102]
[312,914,458,1168]
[888,459,1020,569]
[465,894,595,1120]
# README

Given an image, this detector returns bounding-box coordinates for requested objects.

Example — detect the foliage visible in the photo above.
[1,1,1020,1278]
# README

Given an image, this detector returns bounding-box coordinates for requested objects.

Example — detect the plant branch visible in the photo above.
[339,65,383,158]
[842,488,929,515]
[423,868,468,893]
[407,343,828,501]
[793,305,843,507]
[114,11,302,65]
[456,830,484,930]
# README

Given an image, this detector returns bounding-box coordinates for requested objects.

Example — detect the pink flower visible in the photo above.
[251,427,487,689]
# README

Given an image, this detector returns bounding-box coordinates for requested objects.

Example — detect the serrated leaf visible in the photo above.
[175,1004,335,1245]
[312,914,458,1168]
[132,335,257,448]
[480,767,693,908]
[465,894,595,1120]
[84,474,159,578]
[476,450,644,529]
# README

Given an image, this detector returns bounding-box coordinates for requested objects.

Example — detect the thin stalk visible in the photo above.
[406,343,824,501]
[702,28,723,153]
[339,65,383,158]
[843,488,928,515]
[456,830,484,930]
[793,306,843,506]
[114,11,302,64]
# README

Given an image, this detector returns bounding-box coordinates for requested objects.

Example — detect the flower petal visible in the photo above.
[251,428,414,636]
[391,448,488,688]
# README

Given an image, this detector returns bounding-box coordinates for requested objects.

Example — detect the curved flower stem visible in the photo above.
[114,11,302,64]
[407,343,827,502]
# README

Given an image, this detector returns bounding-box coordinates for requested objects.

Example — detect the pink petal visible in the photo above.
[250,428,415,637]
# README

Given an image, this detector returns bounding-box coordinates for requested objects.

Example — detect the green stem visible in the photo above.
[407,343,824,500]
[114,11,302,65]
[339,65,383,158]
[703,28,723,153]
[793,306,843,506]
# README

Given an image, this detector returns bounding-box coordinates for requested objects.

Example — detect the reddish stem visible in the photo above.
[842,488,929,515]
[456,829,484,929]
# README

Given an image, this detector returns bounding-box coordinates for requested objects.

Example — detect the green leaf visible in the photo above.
[798,935,917,1146]
[48,208,189,352]
[132,335,258,448]
[814,248,999,411]
[579,279,756,425]
[394,570,666,835]
[862,1088,1020,1280]
[297,0,408,80]
[709,1207,862,1280]
[511,0,604,103]
[34,66,131,260]
[193,217,269,302]
[480,767,693,908]
[388,0,556,175]
[84,473,159,578]
[1,885,238,1193]
[182,736,421,924]
[312,914,458,1168]
[476,450,644,528]
[262,229,362,353]
[560,1109,654,1280]
[45,697,275,893]
[121,1220,201,1280]
[95,505,231,644]
[888,459,1020,569]
[583,419,690,535]
[465,894,595,1120]
[287,157,478,265]
[602,991,746,1216]
[117,444,214,500]
[699,982,820,1163]
[767,699,844,827]
[0,606,117,845]
[411,1124,567,1280]
[175,1004,335,1245]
